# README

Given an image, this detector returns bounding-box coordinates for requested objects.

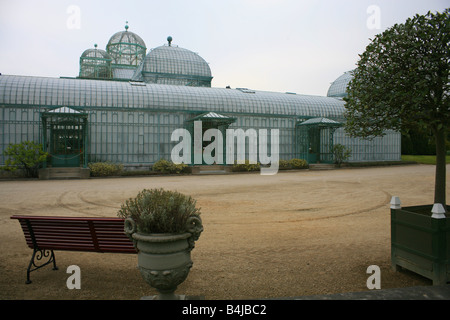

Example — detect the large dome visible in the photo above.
[135,37,212,87]
[327,71,353,98]
[79,44,112,79]
[106,24,146,66]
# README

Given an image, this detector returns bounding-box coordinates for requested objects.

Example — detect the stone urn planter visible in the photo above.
[118,188,203,300]
[390,197,449,285]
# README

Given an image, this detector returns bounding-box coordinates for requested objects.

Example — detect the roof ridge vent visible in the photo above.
[236,88,255,94]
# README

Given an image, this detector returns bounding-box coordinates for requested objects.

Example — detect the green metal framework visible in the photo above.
[106,25,146,68]
[41,107,88,168]
[327,71,353,99]
[79,45,112,80]
[106,24,147,81]
[0,75,402,168]
[136,43,213,87]
[296,117,342,164]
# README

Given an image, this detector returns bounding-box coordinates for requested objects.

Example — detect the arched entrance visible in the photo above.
[296,117,341,164]
[41,107,88,168]
[185,112,236,165]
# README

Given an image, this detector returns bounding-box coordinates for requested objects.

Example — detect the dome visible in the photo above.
[327,71,353,98]
[79,44,112,79]
[136,37,212,87]
[106,23,146,68]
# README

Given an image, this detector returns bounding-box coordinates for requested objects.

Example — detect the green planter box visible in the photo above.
[391,203,449,285]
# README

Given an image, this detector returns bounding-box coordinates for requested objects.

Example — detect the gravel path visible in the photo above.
[0,164,444,300]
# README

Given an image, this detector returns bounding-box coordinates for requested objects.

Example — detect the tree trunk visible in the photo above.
[434,126,447,210]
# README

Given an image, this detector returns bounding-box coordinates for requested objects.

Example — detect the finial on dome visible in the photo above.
[125,21,129,31]
[167,36,172,46]
[94,43,98,49]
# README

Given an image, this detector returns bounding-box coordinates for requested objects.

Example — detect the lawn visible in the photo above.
[401,155,450,165]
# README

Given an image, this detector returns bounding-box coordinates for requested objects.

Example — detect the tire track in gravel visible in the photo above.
[205,189,392,225]
[55,191,108,216]
[287,190,392,222]
[77,191,120,209]
[265,189,392,223]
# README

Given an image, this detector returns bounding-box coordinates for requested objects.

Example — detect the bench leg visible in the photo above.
[26,248,57,284]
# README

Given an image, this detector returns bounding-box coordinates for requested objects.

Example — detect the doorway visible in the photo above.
[41,107,88,168]
[185,112,236,165]
[296,117,341,164]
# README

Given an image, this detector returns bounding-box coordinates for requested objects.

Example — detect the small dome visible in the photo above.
[137,38,212,87]
[106,23,146,68]
[80,45,111,60]
[79,45,112,79]
[327,71,353,98]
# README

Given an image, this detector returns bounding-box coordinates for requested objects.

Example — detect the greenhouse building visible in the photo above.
[0,24,401,176]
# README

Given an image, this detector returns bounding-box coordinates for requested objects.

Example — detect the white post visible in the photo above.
[431,203,446,219]
[390,196,401,209]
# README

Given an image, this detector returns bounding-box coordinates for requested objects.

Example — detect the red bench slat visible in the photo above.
[11,215,136,253]
[11,215,140,283]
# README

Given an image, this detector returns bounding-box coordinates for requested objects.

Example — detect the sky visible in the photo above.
[0,0,448,97]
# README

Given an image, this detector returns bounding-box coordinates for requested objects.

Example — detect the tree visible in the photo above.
[344,9,449,209]
[2,141,48,178]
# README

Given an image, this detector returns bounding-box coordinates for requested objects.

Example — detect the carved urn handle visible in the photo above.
[124,217,138,247]
[186,216,203,250]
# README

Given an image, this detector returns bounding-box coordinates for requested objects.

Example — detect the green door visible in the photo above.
[50,122,83,167]
[296,118,342,165]
[308,126,320,164]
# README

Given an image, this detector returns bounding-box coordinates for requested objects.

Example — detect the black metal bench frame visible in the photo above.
[11,215,137,284]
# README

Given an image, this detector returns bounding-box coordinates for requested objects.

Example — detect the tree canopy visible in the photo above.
[344,9,449,207]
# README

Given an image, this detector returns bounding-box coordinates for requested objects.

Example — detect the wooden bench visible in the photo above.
[11,215,137,284]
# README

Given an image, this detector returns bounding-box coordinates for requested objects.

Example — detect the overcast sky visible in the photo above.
[0,0,448,96]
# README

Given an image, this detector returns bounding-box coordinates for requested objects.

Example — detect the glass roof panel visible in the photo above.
[327,71,353,98]
[0,75,345,121]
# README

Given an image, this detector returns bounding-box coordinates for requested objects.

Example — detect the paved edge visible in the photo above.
[271,285,450,300]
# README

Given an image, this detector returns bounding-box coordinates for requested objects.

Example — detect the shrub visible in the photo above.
[333,144,352,167]
[277,159,308,170]
[88,161,123,177]
[231,160,260,172]
[289,158,308,169]
[2,141,48,178]
[117,188,201,234]
[278,160,291,170]
[152,159,189,174]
